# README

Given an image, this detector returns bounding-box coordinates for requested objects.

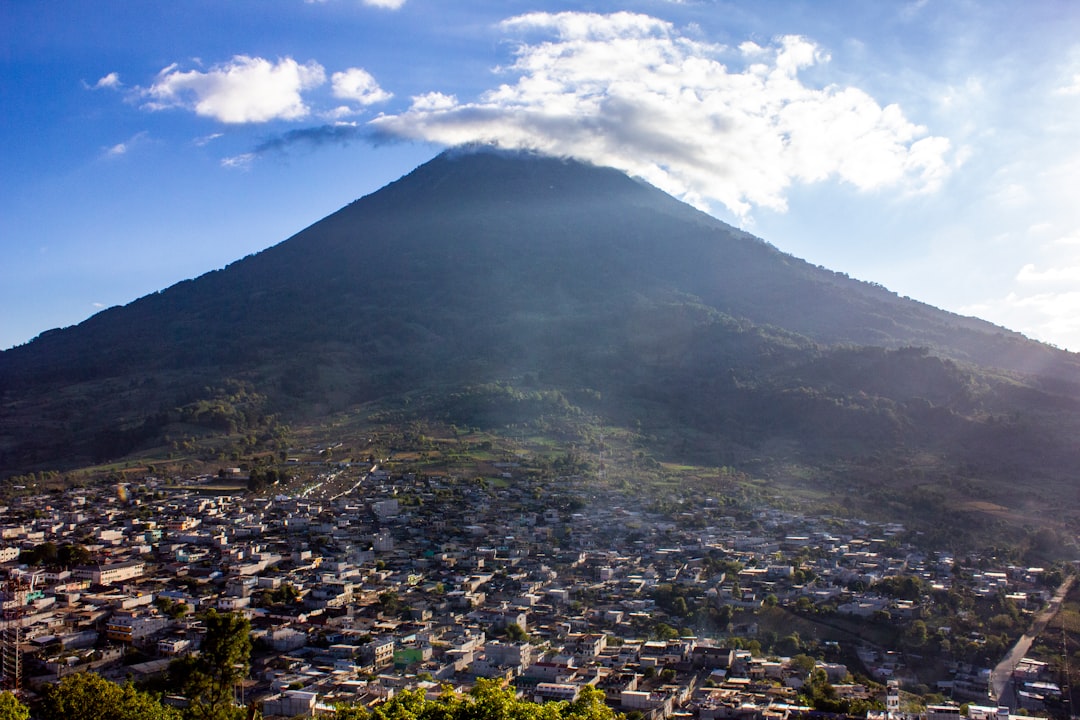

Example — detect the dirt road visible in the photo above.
[990,575,1075,707]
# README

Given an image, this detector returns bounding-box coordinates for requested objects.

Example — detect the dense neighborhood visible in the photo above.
[0,452,1068,720]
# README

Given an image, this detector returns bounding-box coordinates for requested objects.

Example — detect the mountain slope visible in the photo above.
[2,148,1080,527]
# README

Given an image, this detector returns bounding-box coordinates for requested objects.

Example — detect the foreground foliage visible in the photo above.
[0,692,28,720]
[337,679,619,720]
[37,672,179,720]
[168,610,252,720]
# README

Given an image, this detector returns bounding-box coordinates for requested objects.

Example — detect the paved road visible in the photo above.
[990,575,1075,707]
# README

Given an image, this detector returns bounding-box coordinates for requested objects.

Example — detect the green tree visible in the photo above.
[57,543,92,567]
[905,619,929,647]
[37,672,179,720]
[652,622,679,640]
[342,678,617,720]
[566,686,615,720]
[789,654,816,674]
[775,632,802,656]
[335,704,370,720]
[19,541,58,566]
[671,596,690,617]
[0,692,28,720]
[170,610,251,720]
[505,623,529,642]
[379,590,401,616]
[155,596,190,620]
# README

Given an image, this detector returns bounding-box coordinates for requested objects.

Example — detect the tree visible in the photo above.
[337,678,618,720]
[0,692,28,720]
[652,622,679,640]
[504,623,529,642]
[155,596,190,620]
[335,704,370,720]
[566,685,615,720]
[57,543,92,567]
[378,590,401,616]
[905,619,929,647]
[775,632,802,657]
[671,596,690,617]
[37,672,179,720]
[19,541,58,566]
[170,610,251,720]
[789,654,816,674]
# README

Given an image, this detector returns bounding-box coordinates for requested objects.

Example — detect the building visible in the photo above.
[74,560,146,586]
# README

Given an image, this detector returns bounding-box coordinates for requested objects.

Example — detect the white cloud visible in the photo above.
[1053,231,1080,247]
[938,76,984,111]
[101,131,149,158]
[193,132,224,147]
[409,92,458,111]
[331,67,392,105]
[93,72,121,90]
[963,290,1080,351]
[221,153,257,170]
[1057,73,1080,96]
[992,182,1031,209]
[324,105,358,120]
[1016,263,1080,286]
[371,11,953,218]
[143,56,326,123]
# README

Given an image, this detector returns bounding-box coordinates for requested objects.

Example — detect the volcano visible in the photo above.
[3,148,1079,529]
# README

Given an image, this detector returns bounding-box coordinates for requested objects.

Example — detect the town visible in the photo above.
[0,444,1070,720]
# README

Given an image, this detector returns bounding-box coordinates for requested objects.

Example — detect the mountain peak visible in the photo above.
[360,145,661,215]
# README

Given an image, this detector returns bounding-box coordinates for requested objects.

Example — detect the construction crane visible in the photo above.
[0,570,38,693]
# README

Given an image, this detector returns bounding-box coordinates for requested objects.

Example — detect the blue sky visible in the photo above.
[3,1,1080,351]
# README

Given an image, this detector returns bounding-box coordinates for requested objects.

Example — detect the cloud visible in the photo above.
[102,131,149,158]
[1053,231,1080,247]
[143,56,326,123]
[229,122,400,162]
[92,72,122,90]
[252,123,372,154]
[193,132,224,147]
[1016,263,1080,286]
[371,11,953,217]
[1058,73,1080,96]
[964,290,1080,351]
[331,67,393,106]
[221,153,257,170]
